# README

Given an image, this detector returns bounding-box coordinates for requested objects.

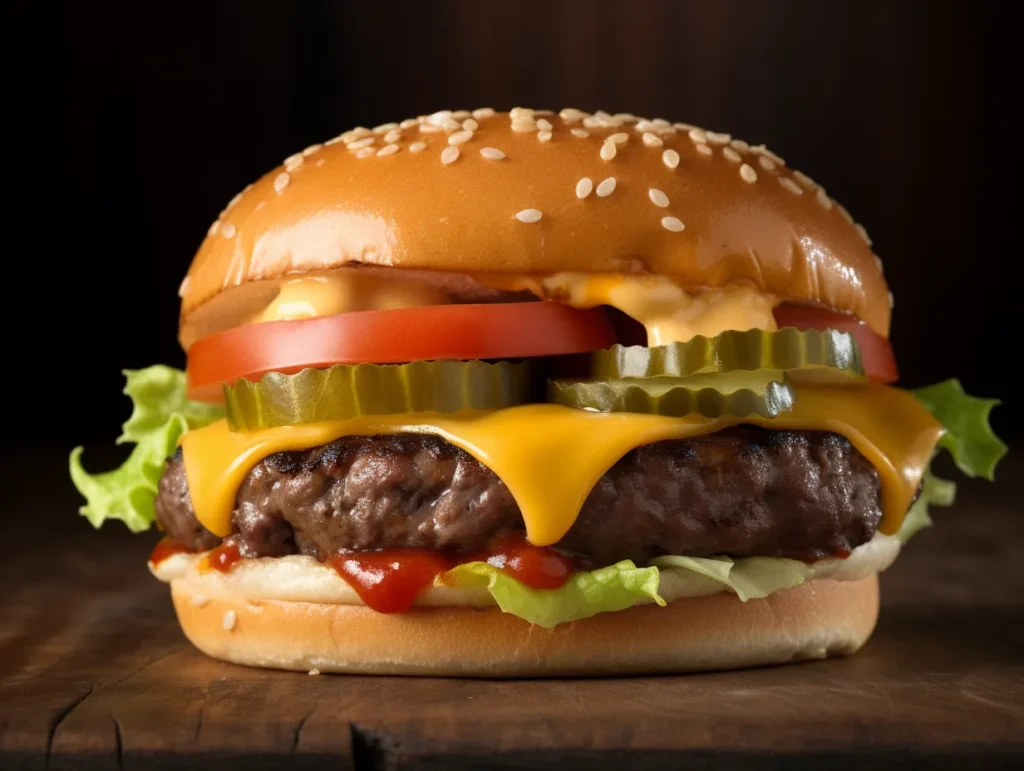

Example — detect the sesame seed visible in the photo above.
[448,130,474,145]
[559,107,586,122]
[303,143,323,156]
[373,122,398,134]
[254,201,265,212]
[308,669,321,676]
[515,208,543,223]
[855,223,872,245]
[780,177,803,195]
[571,128,590,138]
[343,127,372,142]
[837,204,854,225]
[178,276,190,297]
[874,255,884,271]
[729,139,750,153]
[400,118,419,129]
[480,147,506,160]
[284,153,304,171]
[696,143,713,156]
[223,610,237,631]
[537,131,552,142]
[648,188,669,207]
[609,132,629,145]
[377,144,400,157]
[221,222,237,238]
[511,119,537,133]
[347,137,375,150]
[723,147,742,163]
[815,188,833,210]
[419,122,444,133]
[706,131,731,145]
[383,130,401,144]
[452,110,471,121]
[739,164,757,183]
[536,118,553,132]
[688,128,708,144]
[576,177,594,198]
[614,113,638,123]
[792,170,816,189]
[596,177,617,197]
[273,172,290,193]
[661,216,686,232]
[189,593,208,607]
[672,122,695,132]
[355,147,375,158]
[325,135,345,146]
[462,118,479,131]
[207,221,219,237]
[227,191,244,210]
[758,155,777,172]
[600,141,617,161]
[888,291,895,309]
[428,110,453,124]
[642,133,663,148]
[510,107,535,120]
[315,159,324,167]
[409,141,427,153]
[472,107,496,120]
[441,118,461,132]
[662,149,680,169]
[441,147,460,165]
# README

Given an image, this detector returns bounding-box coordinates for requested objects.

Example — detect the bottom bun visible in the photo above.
[170,575,879,676]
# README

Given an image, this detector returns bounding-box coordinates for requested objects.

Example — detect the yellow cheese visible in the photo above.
[474,273,778,346]
[181,384,943,546]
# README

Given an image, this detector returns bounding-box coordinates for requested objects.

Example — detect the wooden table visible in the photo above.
[2,451,1022,770]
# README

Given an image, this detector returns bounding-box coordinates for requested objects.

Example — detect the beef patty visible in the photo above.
[155,427,882,565]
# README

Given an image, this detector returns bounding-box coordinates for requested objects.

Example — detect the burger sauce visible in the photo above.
[329,533,577,613]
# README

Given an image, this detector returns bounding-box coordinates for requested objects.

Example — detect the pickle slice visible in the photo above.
[225,360,533,431]
[591,327,863,383]
[548,377,795,419]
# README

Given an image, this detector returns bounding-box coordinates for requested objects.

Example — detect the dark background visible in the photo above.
[6,0,1018,454]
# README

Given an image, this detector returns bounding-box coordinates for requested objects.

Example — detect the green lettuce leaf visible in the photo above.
[438,560,663,629]
[69,366,223,532]
[895,466,957,544]
[913,379,1007,480]
[650,554,808,601]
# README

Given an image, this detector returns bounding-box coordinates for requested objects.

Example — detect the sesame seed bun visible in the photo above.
[180,108,891,337]
[169,575,879,676]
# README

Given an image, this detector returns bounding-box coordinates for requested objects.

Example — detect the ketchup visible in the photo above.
[474,532,575,591]
[205,540,243,573]
[327,533,578,614]
[328,550,455,613]
[148,538,195,566]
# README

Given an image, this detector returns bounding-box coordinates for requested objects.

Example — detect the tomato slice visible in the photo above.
[187,301,616,402]
[773,305,898,383]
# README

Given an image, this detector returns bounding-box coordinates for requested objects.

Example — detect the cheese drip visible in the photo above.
[181,385,943,546]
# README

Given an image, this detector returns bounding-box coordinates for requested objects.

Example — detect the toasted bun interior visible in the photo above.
[171,575,879,677]
[181,108,890,336]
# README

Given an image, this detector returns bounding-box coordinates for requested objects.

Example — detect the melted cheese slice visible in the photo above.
[181,384,943,546]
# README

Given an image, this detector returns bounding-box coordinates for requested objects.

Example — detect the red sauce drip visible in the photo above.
[327,533,579,613]
[328,550,455,613]
[149,538,195,566]
[205,540,243,573]
[475,532,575,591]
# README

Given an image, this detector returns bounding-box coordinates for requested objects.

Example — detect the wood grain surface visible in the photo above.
[1,451,1021,770]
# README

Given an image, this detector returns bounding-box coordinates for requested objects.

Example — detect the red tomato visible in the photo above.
[773,305,899,383]
[187,302,616,402]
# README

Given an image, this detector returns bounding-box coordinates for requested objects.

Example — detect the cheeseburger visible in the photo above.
[71,107,1006,676]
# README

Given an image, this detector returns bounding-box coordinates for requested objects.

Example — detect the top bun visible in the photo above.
[180,108,891,337]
